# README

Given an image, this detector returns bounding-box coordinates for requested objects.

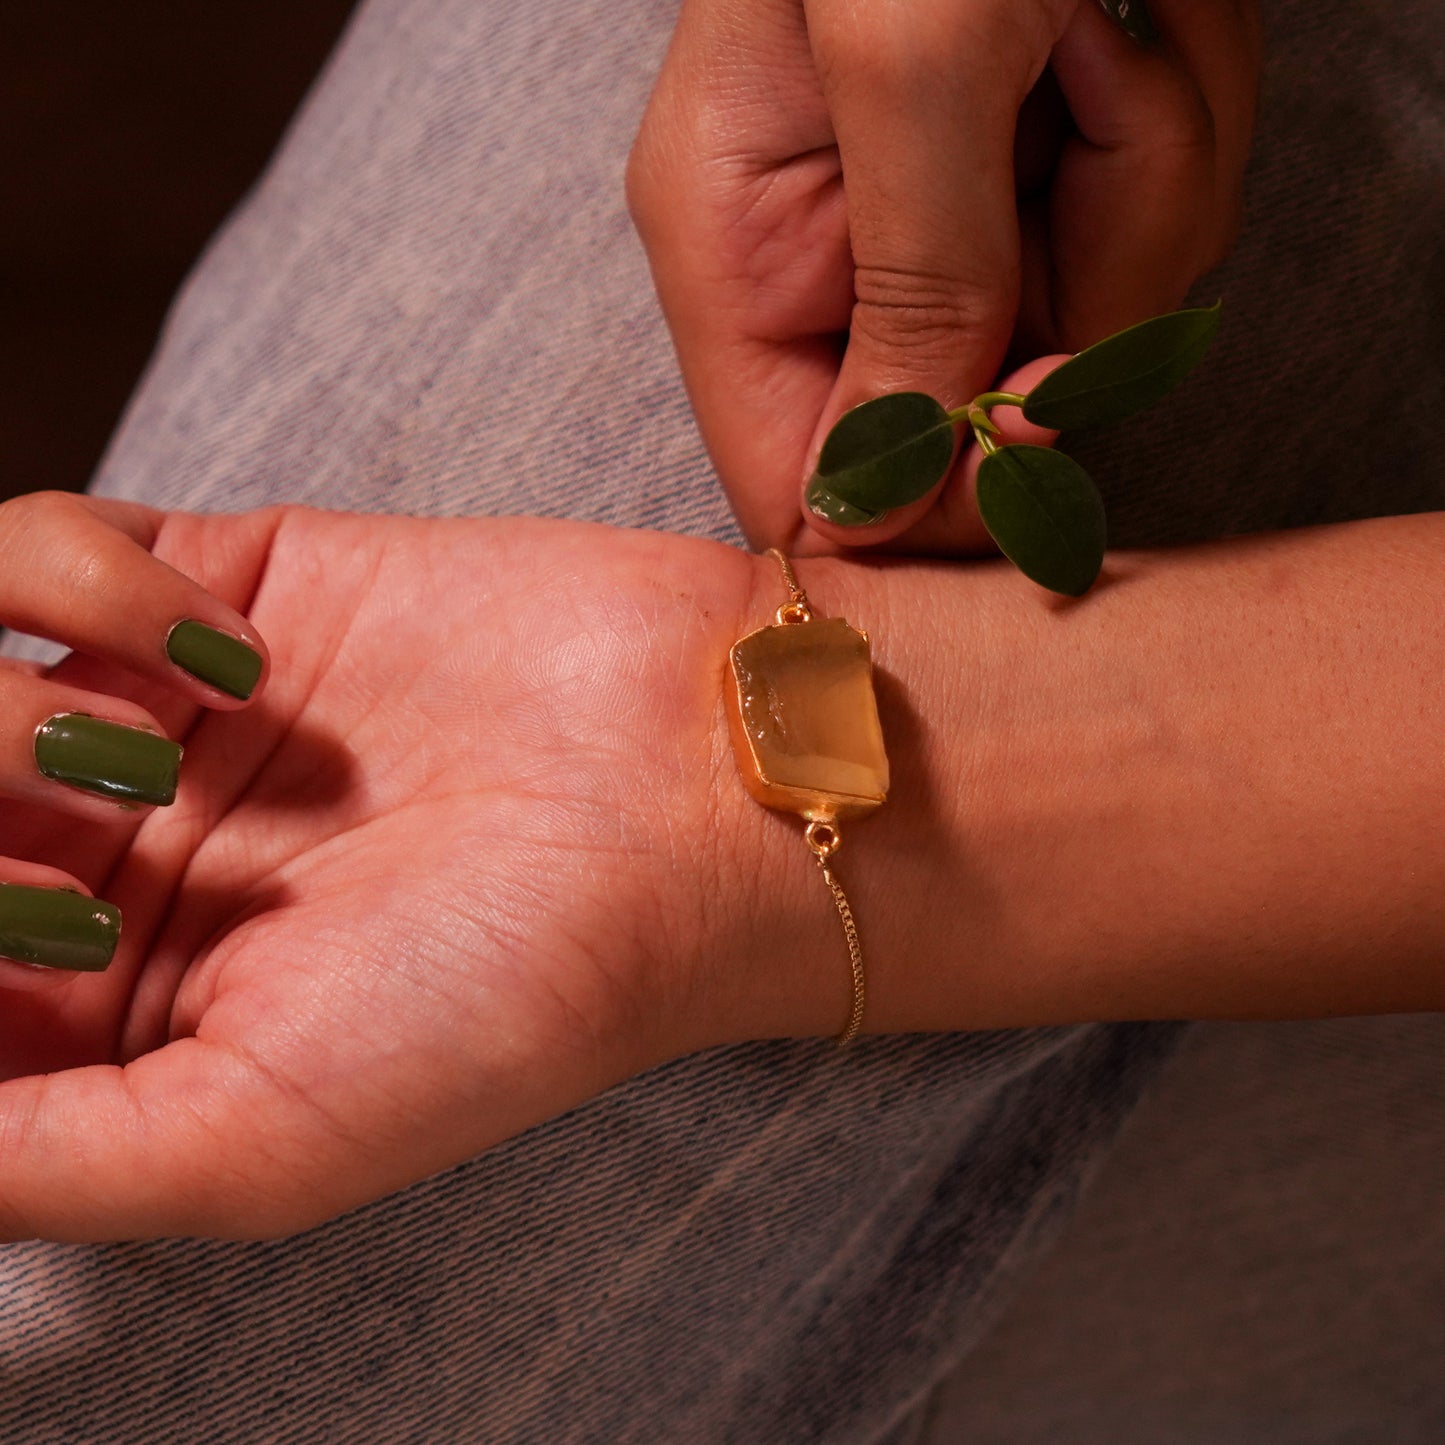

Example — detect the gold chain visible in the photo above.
[770,548,807,609]
[818,857,866,1046]
[766,548,867,1047]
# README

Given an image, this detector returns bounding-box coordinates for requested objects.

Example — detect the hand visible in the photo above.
[0,499,774,1241]
[0,490,269,992]
[628,0,1260,553]
[10,497,1437,1243]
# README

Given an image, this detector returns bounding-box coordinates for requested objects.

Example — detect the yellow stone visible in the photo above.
[727,616,889,822]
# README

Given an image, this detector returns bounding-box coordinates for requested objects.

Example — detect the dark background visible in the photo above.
[2,1,357,505]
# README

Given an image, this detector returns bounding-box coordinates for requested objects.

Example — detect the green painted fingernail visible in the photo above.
[805,477,890,528]
[0,883,121,972]
[1096,0,1157,43]
[35,713,182,806]
[166,620,262,700]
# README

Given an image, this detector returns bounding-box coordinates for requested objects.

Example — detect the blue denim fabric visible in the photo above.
[1,0,1441,1438]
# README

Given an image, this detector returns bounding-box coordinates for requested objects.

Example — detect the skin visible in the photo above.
[0,0,1274,1242]
[0,495,1442,1241]
[628,0,1261,553]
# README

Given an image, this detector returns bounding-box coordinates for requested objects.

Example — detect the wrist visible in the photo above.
[636,543,853,1057]
[678,513,1445,1053]
[642,511,1445,1069]
[659,549,958,1054]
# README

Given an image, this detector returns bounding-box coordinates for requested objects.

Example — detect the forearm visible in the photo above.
[2,506,1434,1237]
[693,512,1445,1046]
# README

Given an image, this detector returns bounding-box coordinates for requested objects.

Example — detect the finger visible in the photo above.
[628,0,849,550]
[1040,0,1252,348]
[1154,0,1261,264]
[793,351,1069,556]
[0,861,121,992]
[0,491,268,708]
[0,1041,289,1240]
[798,0,1066,538]
[0,664,183,817]
[0,1013,445,1241]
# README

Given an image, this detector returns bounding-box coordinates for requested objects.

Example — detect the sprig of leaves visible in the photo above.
[809,303,1221,596]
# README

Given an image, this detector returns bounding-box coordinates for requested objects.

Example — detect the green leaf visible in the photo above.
[976,444,1106,596]
[813,392,955,511]
[1022,303,1221,431]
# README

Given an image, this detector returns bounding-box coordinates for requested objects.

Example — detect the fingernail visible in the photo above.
[166,620,262,700]
[805,478,890,529]
[1096,0,1157,43]
[35,713,182,807]
[0,883,121,972]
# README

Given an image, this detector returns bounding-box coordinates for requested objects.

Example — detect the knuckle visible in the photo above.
[815,3,1045,93]
[850,264,1011,363]
[815,16,934,96]
[625,119,682,248]
[624,128,657,230]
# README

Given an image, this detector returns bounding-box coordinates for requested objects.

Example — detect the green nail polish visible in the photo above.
[0,883,121,972]
[1096,0,1157,43]
[35,714,182,806]
[166,620,262,700]
[805,477,889,528]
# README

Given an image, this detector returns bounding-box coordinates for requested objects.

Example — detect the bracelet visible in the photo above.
[725,550,889,1044]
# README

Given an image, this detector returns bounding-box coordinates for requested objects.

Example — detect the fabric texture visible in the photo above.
[1,0,1441,1439]
[913,1016,1445,1443]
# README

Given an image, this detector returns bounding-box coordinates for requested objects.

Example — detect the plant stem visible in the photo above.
[945,390,1027,427]
[974,390,1029,413]
[946,387,1030,456]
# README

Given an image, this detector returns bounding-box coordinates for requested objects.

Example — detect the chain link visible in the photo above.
[819,861,866,1046]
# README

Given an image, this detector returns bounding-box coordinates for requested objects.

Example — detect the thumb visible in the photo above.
[799,1,1056,544]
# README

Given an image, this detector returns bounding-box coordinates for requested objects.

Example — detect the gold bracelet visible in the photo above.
[725,549,889,1045]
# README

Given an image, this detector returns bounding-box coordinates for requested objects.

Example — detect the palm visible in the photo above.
[0,508,746,1239]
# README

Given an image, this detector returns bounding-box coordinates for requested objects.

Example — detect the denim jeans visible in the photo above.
[1,0,1441,1439]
